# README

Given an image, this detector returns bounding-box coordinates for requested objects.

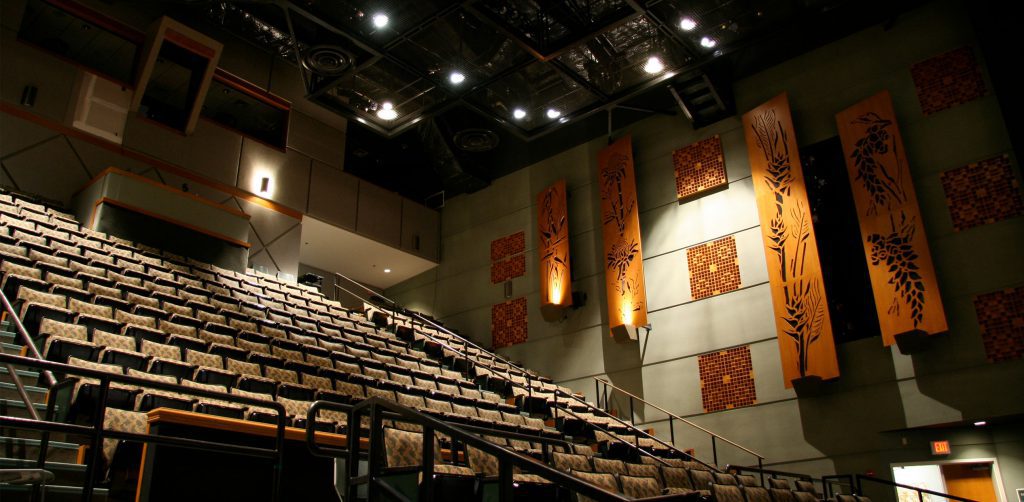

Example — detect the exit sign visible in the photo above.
[931,440,951,455]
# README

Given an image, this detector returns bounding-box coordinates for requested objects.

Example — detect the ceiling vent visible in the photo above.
[302,45,352,77]
[453,128,500,152]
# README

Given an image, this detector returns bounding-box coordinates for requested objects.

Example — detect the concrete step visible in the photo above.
[0,381,48,405]
[0,457,89,487]
[1,341,23,355]
[0,483,108,502]
[0,436,82,465]
[0,397,47,415]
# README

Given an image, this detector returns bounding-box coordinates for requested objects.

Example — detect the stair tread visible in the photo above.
[0,367,40,379]
[0,381,48,394]
[0,398,47,410]
[0,458,85,471]
[0,484,109,493]
[0,437,82,450]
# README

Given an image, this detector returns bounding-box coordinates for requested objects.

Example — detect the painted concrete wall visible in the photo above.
[386,1,1024,499]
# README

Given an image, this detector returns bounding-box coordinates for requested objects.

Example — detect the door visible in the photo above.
[941,463,998,502]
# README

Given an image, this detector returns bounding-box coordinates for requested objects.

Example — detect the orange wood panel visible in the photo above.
[836,90,948,345]
[538,180,573,318]
[941,463,998,502]
[599,135,648,337]
[742,93,839,387]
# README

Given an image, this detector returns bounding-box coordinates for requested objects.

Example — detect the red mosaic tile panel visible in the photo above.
[974,287,1024,363]
[673,135,727,201]
[911,46,987,116]
[490,231,526,261]
[490,254,526,284]
[686,236,741,300]
[698,346,756,413]
[941,154,1023,231]
[491,297,528,349]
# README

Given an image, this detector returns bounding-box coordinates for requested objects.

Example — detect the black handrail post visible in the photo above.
[367,402,383,502]
[595,380,600,409]
[759,457,765,488]
[712,435,718,467]
[346,405,361,502]
[628,396,635,426]
[669,417,675,447]
[81,378,110,502]
[271,401,287,502]
[420,425,435,502]
[918,489,924,502]
[498,458,514,502]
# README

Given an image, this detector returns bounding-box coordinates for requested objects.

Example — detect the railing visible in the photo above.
[306,397,686,502]
[821,474,979,502]
[1,288,57,420]
[593,376,765,471]
[0,352,289,502]
[547,395,675,468]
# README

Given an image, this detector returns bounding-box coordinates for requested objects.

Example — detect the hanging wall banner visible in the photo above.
[836,90,948,346]
[599,135,648,340]
[743,93,840,387]
[538,180,572,321]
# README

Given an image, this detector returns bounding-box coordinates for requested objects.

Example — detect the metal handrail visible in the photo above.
[0,287,56,386]
[307,397,679,502]
[0,352,289,502]
[593,376,764,461]
[855,474,977,502]
[333,272,532,377]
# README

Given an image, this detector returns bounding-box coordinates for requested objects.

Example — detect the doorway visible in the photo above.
[891,460,1003,502]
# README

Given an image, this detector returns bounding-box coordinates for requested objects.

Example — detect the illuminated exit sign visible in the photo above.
[931,441,951,455]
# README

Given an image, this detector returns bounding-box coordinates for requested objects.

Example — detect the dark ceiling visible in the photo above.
[110,0,925,204]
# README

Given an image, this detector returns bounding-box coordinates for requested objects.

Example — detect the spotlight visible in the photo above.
[384,268,392,273]
[372,13,389,28]
[377,101,398,120]
[449,71,465,84]
[643,56,664,74]
[973,421,987,427]
[700,36,717,48]
[512,108,527,120]
[546,108,561,119]
[680,17,697,31]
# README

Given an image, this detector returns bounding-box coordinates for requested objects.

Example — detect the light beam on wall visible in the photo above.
[537,180,572,321]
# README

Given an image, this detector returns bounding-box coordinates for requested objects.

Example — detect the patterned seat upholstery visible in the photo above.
[552,452,592,472]
[663,467,696,491]
[689,468,715,492]
[769,478,792,490]
[568,469,620,502]
[714,484,747,502]
[770,488,796,502]
[592,457,627,475]
[794,480,819,497]
[619,474,662,498]
[715,472,739,485]
[794,491,820,502]
[738,474,760,487]
[95,330,147,370]
[101,407,148,464]
[230,388,278,422]
[37,318,96,362]
[745,486,773,502]
[625,462,663,488]
[127,368,191,412]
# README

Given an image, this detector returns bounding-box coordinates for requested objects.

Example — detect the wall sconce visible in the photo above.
[259,177,271,194]
[20,85,38,108]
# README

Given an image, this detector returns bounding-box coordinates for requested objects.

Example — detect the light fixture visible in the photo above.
[643,56,664,74]
[259,177,270,194]
[383,268,392,273]
[377,101,398,120]
[700,36,717,48]
[372,13,389,28]
[973,421,987,427]
[512,108,527,120]
[680,17,697,31]
[558,117,569,124]
[546,108,561,119]
[449,71,465,84]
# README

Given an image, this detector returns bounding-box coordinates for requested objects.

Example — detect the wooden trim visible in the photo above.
[94,197,252,248]
[0,102,303,220]
[147,407,348,447]
[213,68,291,111]
[43,0,146,44]
[79,167,251,219]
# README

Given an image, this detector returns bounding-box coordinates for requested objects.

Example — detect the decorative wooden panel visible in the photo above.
[673,135,728,201]
[699,346,757,413]
[974,287,1024,363]
[490,231,526,284]
[836,90,948,346]
[911,47,986,116]
[538,180,572,319]
[743,93,839,387]
[687,236,741,300]
[941,154,1023,231]
[599,135,648,339]
[492,297,528,349]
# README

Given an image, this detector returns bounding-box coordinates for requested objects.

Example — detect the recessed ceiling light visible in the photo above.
[449,71,465,84]
[973,420,987,426]
[372,13,389,28]
[700,36,717,48]
[377,101,398,120]
[512,108,527,120]
[558,117,569,124]
[643,56,664,74]
[383,268,392,273]
[546,108,561,119]
[680,17,697,31]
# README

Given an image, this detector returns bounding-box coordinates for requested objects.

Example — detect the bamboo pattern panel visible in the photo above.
[599,135,648,337]
[743,93,839,387]
[538,180,572,316]
[836,90,948,346]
